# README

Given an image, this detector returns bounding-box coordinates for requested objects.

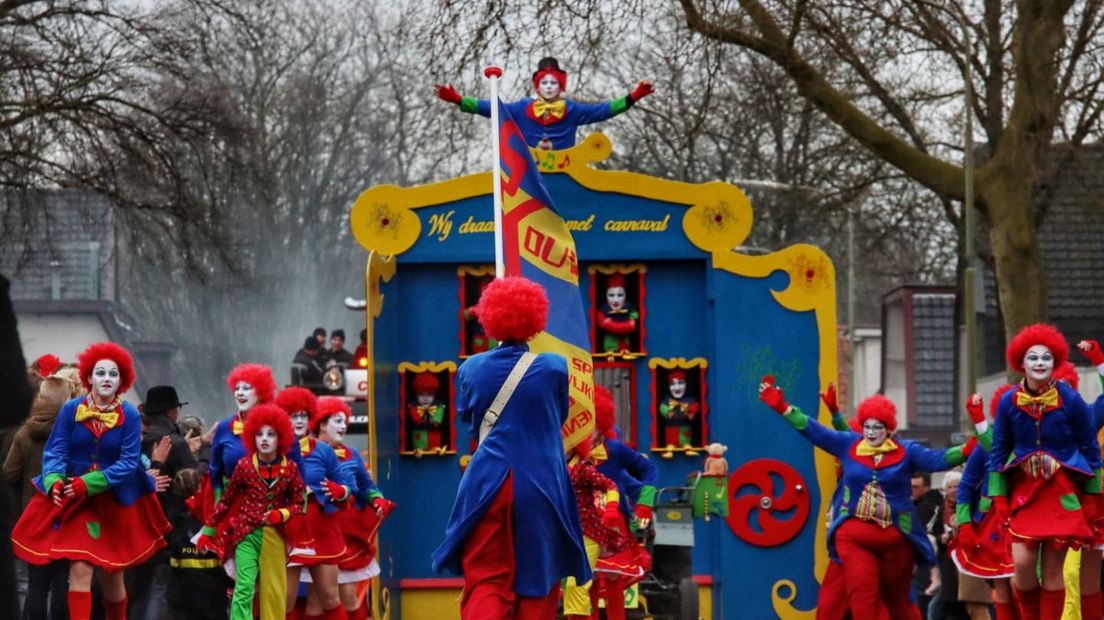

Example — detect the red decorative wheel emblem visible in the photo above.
[726,458,810,547]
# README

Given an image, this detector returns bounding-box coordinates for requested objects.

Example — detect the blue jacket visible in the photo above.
[596,438,658,517]
[782,407,963,567]
[36,397,155,506]
[466,98,625,150]
[208,414,246,492]
[334,446,382,509]
[289,437,353,514]
[432,343,590,595]
[957,447,991,524]
[987,381,1102,495]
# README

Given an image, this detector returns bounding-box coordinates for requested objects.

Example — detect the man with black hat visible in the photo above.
[292,336,326,385]
[327,328,355,368]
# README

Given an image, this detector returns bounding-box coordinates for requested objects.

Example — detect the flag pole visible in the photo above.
[485,66,505,278]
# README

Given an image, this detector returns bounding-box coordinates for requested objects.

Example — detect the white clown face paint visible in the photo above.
[863,420,888,447]
[255,425,277,458]
[89,359,121,401]
[322,413,347,444]
[669,378,687,399]
[289,411,310,438]
[234,382,258,413]
[416,392,436,407]
[538,74,561,100]
[1023,344,1055,385]
[606,286,626,311]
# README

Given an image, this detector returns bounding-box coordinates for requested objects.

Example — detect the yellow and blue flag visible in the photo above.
[495,98,595,451]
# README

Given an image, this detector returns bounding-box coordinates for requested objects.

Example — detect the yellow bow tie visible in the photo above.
[532,99,566,120]
[417,405,436,415]
[855,438,899,456]
[232,418,244,436]
[1016,386,1059,409]
[75,404,120,429]
[334,446,348,459]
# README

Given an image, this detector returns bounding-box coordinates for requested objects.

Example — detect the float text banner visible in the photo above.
[495,98,595,451]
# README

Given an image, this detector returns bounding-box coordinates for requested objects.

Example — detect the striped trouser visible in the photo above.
[231,526,287,620]
[562,536,601,616]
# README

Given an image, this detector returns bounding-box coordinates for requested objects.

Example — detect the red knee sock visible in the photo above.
[321,605,349,620]
[1038,589,1064,620]
[348,603,368,620]
[1014,586,1040,620]
[103,596,127,620]
[1083,592,1104,620]
[68,591,93,620]
[994,601,1021,620]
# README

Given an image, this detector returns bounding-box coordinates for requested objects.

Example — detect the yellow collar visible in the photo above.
[531,99,566,120]
[855,438,898,456]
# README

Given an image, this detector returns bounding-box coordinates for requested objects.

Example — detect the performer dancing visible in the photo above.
[987,324,1102,620]
[11,342,170,620]
[196,404,311,620]
[275,388,355,620]
[758,376,978,619]
[1075,339,1104,620]
[210,364,278,500]
[431,276,590,619]
[315,397,392,620]
[435,57,653,150]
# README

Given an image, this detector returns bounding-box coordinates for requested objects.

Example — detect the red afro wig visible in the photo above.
[313,396,352,433]
[668,370,687,383]
[226,363,277,405]
[855,394,898,433]
[413,372,440,395]
[475,277,548,343]
[606,274,626,290]
[34,354,62,378]
[847,416,861,433]
[1006,323,1069,373]
[78,342,136,394]
[242,403,296,456]
[989,384,1017,418]
[1053,361,1080,390]
[275,386,317,419]
[594,384,617,439]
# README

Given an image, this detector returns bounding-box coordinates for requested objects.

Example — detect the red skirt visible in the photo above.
[1007,467,1094,547]
[951,510,1015,579]
[338,499,395,571]
[12,491,169,571]
[292,501,346,566]
[594,539,651,587]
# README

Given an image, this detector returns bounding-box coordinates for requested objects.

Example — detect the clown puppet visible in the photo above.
[407,372,447,453]
[11,342,170,620]
[595,274,640,355]
[658,370,699,454]
[435,57,654,150]
[196,404,311,620]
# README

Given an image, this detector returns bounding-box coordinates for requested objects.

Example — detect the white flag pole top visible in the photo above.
[485,66,505,279]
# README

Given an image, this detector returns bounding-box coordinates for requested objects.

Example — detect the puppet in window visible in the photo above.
[596,274,639,355]
[659,370,699,455]
[408,372,447,453]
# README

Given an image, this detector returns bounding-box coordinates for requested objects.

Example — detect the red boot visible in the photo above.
[103,596,127,620]
[1083,592,1104,620]
[1014,586,1040,620]
[994,601,1021,620]
[68,591,93,620]
[348,604,369,620]
[1038,589,1064,620]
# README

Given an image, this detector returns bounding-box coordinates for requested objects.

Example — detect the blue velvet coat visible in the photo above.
[596,438,658,518]
[785,409,961,566]
[957,447,991,524]
[208,414,246,492]
[35,397,155,506]
[289,437,353,514]
[468,98,623,150]
[334,446,382,509]
[432,343,590,595]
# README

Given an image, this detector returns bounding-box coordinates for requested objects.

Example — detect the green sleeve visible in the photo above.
[213,487,223,504]
[79,471,110,497]
[782,406,810,431]
[955,503,972,526]
[637,485,656,508]
[367,488,384,501]
[987,471,1007,497]
[830,413,849,432]
[1098,373,1104,391]
[977,426,992,452]
[42,473,65,492]
[945,444,966,466]
[201,525,216,537]
[459,97,480,114]
[430,405,446,425]
[610,96,629,115]
[1086,468,1103,494]
[659,403,672,418]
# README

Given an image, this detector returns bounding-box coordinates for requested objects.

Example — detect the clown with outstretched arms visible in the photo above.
[758,376,981,619]
[11,342,170,620]
[659,370,699,453]
[985,324,1102,620]
[1068,339,1104,620]
[596,274,639,354]
[434,56,654,151]
[407,372,446,452]
[431,277,590,619]
[209,364,279,503]
[313,397,393,620]
[275,388,356,620]
[196,404,311,620]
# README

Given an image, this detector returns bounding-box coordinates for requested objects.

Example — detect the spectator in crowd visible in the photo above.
[166,469,231,620]
[913,472,944,616]
[292,337,325,386]
[352,329,368,365]
[177,415,210,474]
[928,471,974,620]
[326,329,354,368]
[4,376,71,620]
[313,328,327,348]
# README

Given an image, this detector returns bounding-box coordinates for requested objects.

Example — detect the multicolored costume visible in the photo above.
[659,371,698,449]
[407,372,446,451]
[564,451,629,620]
[288,435,353,566]
[333,442,389,581]
[596,274,639,353]
[12,395,170,570]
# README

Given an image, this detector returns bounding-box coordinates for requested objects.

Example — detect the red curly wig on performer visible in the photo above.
[77,342,136,394]
[990,384,1017,418]
[275,386,317,418]
[242,403,296,455]
[226,363,277,404]
[1053,360,1080,390]
[34,353,62,378]
[855,394,898,433]
[1005,323,1069,373]
[594,384,617,440]
[313,396,352,433]
[413,372,440,395]
[475,277,548,343]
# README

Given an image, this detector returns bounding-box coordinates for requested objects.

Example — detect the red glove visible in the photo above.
[371,497,393,515]
[630,81,654,101]
[965,394,985,426]
[820,384,839,415]
[195,533,216,553]
[634,504,653,524]
[961,435,979,458]
[67,477,88,500]
[323,481,349,501]
[602,504,623,532]
[263,509,284,525]
[434,84,461,105]
[1079,340,1104,366]
[598,314,635,334]
[758,375,789,414]
[49,481,64,507]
